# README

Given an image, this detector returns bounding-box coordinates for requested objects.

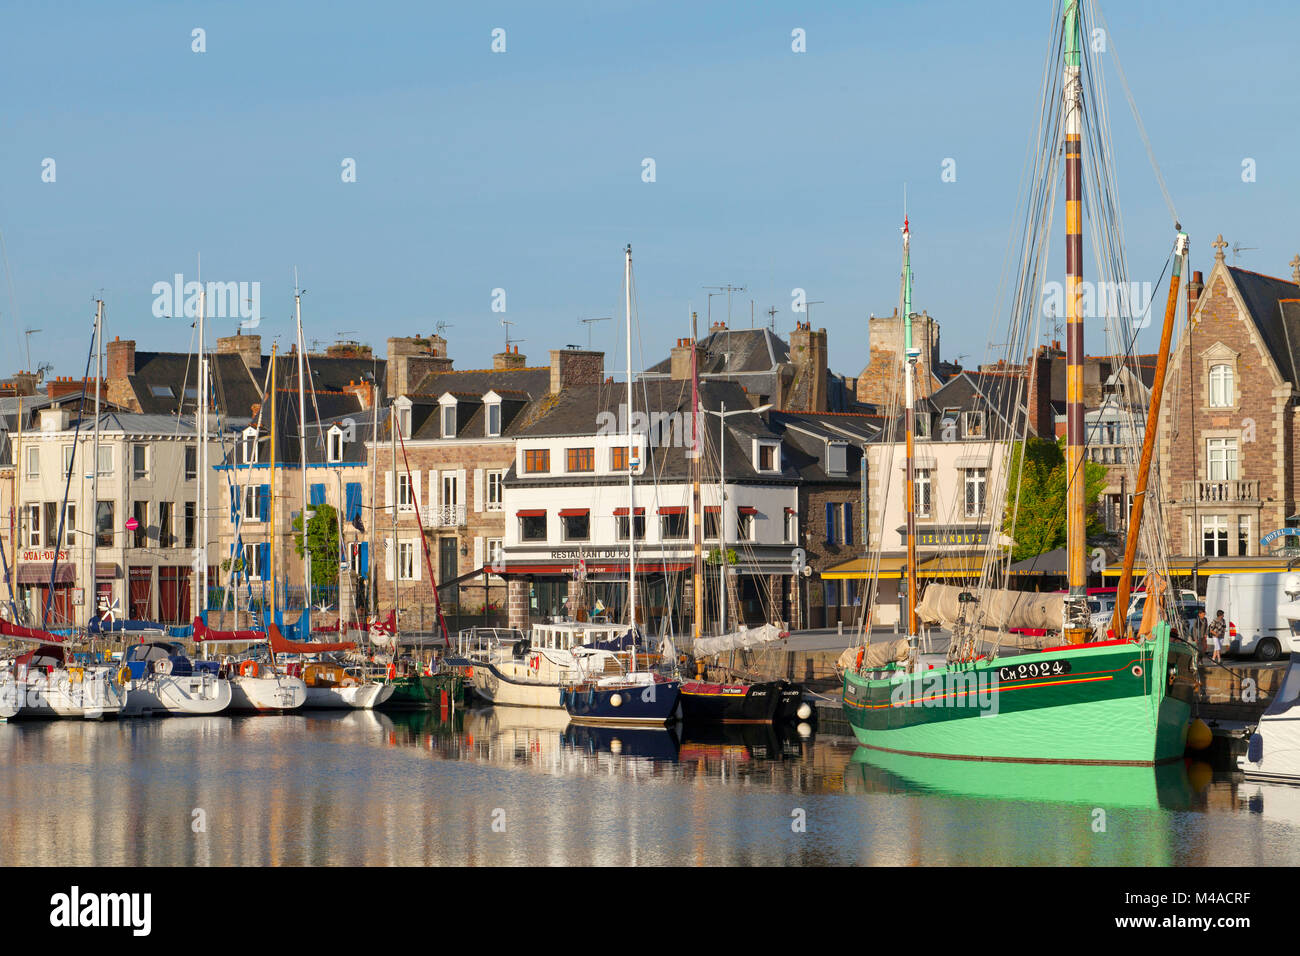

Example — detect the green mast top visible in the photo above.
[1064,0,1081,67]
[903,217,917,361]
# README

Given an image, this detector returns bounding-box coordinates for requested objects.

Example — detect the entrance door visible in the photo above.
[439,537,458,585]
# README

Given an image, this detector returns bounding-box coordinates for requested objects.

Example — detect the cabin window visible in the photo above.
[1209,364,1234,408]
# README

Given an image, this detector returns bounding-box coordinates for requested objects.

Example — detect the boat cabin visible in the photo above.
[530,622,630,652]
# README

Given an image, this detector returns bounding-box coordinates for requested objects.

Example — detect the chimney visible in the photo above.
[47,376,104,401]
[387,335,452,398]
[10,371,38,396]
[107,336,136,379]
[550,347,604,394]
[493,345,527,370]
[787,324,828,412]
[670,337,703,381]
[1187,270,1204,315]
[216,333,262,371]
[1026,345,1054,438]
[343,379,374,410]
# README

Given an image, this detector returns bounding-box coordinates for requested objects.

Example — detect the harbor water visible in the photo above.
[1,707,1297,866]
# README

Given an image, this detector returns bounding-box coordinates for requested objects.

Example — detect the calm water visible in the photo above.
[0,706,1296,866]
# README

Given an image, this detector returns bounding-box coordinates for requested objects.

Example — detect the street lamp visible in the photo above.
[698,401,773,634]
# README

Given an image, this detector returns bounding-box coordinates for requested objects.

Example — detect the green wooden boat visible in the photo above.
[842,627,1197,766]
[378,671,466,710]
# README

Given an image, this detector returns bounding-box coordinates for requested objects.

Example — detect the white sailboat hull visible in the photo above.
[0,673,20,720]
[18,670,126,719]
[303,682,394,710]
[228,675,307,712]
[120,674,233,717]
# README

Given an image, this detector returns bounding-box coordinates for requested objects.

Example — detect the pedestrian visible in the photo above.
[1192,609,1209,654]
[1207,610,1226,663]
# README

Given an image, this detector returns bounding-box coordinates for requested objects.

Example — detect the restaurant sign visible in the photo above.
[20,549,70,562]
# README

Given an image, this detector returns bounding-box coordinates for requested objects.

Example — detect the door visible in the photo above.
[439,537,458,586]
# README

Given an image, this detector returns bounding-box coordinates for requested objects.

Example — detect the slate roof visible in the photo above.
[641,327,790,400]
[400,366,552,441]
[1227,267,1300,382]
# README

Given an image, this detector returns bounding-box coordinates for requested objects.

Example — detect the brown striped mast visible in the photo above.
[1062,0,1090,644]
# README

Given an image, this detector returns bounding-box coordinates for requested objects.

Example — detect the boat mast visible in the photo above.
[269,343,278,614]
[91,299,102,621]
[390,397,398,633]
[369,366,379,634]
[1111,231,1188,638]
[625,244,637,632]
[295,281,310,607]
[690,311,702,646]
[718,400,726,636]
[197,288,208,622]
[902,217,919,639]
[1062,0,1089,644]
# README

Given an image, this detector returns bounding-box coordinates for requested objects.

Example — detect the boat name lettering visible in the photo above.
[998,659,1071,681]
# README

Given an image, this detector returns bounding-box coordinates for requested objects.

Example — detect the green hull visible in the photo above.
[379,673,466,710]
[842,628,1196,766]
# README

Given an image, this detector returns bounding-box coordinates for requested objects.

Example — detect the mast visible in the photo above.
[1111,231,1188,637]
[295,282,310,605]
[1062,0,1089,644]
[91,299,102,621]
[390,397,398,631]
[690,311,702,645]
[196,288,208,621]
[902,217,919,638]
[269,343,278,613]
[625,244,637,631]
[369,368,379,633]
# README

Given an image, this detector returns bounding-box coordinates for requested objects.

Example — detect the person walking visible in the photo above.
[1207,609,1227,663]
[1192,609,1209,654]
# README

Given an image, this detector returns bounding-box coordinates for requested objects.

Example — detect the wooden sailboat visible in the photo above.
[842,1,1197,765]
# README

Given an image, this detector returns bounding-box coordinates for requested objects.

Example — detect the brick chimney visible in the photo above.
[343,379,374,410]
[787,322,828,412]
[107,336,136,379]
[670,338,703,381]
[1026,343,1064,438]
[216,332,262,371]
[1187,270,1204,315]
[47,376,104,401]
[9,371,38,396]
[493,345,527,370]
[550,347,604,394]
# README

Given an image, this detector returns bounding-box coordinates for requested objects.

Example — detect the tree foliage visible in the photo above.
[1002,437,1109,562]
[291,503,340,587]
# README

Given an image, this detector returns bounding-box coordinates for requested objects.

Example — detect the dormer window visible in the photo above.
[939,407,960,440]
[826,441,848,477]
[915,411,932,440]
[484,391,503,437]
[754,440,780,474]
[242,426,259,464]
[962,410,985,439]
[393,396,413,439]
[327,425,345,463]
[437,394,457,439]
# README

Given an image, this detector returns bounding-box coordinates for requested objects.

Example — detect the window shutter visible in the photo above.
[384,471,393,509]
[310,484,326,506]
[473,469,484,513]
[410,471,421,514]
[258,543,270,577]
[410,540,421,581]
[358,542,369,577]
[345,483,361,521]
[456,470,467,515]
[384,537,394,581]
[258,485,270,522]
[430,470,440,512]
[825,502,834,544]
[844,503,854,547]
[473,536,484,570]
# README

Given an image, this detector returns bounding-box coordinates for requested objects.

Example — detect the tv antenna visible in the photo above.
[435,321,454,339]
[578,316,611,348]
[766,306,778,331]
[501,318,524,351]
[1232,241,1257,264]
[23,328,41,372]
[703,284,746,326]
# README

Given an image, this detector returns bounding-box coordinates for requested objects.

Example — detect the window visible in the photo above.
[158,501,173,548]
[737,510,755,542]
[133,501,148,548]
[1209,364,1234,408]
[486,538,504,575]
[441,405,456,438]
[62,445,74,479]
[915,468,932,517]
[610,446,628,471]
[964,468,987,518]
[185,445,197,480]
[486,403,502,437]
[826,442,847,476]
[1206,438,1239,481]
[242,428,258,464]
[755,442,779,473]
[327,427,344,463]
[96,501,114,548]
[486,470,505,510]
[150,384,174,398]
[566,448,595,473]
[25,446,38,479]
[520,513,547,540]
[915,412,932,440]
[939,408,960,440]
[825,504,841,544]
[963,411,985,438]
[562,512,590,541]
[97,446,112,476]
[44,502,58,549]
[398,541,416,580]
[184,502,196,549]
[442,473,459,512]
[615,514,645,541]
[661,512,688,540]
[1238,515,1251,557]
[785,509,798,544]
[25,504,39,547]
[524,449,550,473]
[244,544,266,581]
[65,504,75,546]
[397,473,413,513]
[704,509,720,540]
[133,444,149,480]
[244,485,268,523]
[1202,515,1228,557]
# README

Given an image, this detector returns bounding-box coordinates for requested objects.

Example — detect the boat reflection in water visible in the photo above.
[564,722,680,762]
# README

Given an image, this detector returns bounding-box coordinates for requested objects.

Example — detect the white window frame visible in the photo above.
[785,510,798,544]
[915,468,932,518]
[754,440,780,474]
[486,470,505,511]
[1209,363,1233,408]
[132,443,149,480]
[97,445,113,476]
[963,468,987,519]
[962,410,985,439]
[25,445,38,480]
[25,503,40,547]
[826,441,847,477]
[1201,514,1228,557]
[62,445,74,479]
[485,398,502,437]
[244,486,264,523]
[242,427,259,464]
[327,425,345,463]
[65,504,76,546]
[398,540,416,580]
[441,405,456,438]
[397,473,413,513]
[1206,437,1239,481]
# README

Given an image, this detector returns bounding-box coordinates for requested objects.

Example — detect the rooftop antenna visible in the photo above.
[578,315,611,348]
[1231,241,1257,264]
[336,329,359,342]
[703,284,746,326]
[501,317,524,351]
[23,328,40,372]
[435,321,454,339]
[766,306,778,331]
[805,299,824,328]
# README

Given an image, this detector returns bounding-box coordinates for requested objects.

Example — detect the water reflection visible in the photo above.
[1,707,1299,865]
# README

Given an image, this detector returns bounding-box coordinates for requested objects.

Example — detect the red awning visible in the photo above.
[657,506,687,515]
[558,508,590,517]
[501,561,690,575]
[15,563,75,585]
[737,506,758,516]
[613,507,646,516]
[516,509,547,517]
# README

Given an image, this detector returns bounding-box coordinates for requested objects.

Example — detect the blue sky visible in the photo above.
[1,0,1295,382]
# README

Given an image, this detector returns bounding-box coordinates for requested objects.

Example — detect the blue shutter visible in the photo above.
[310,484,326,506]
[258,543,270,577]
[229,486,239,522]
[844,503,853,547]
[345,483,361,521]
[359,542,369,577]
[825,502,834,544]
[258,485,270,522]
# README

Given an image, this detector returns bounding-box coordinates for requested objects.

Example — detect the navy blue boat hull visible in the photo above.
[563,679,681,725]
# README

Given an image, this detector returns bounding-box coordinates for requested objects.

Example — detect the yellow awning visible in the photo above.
[821,553,988,580]
[1101,557,1292,577]
[918,554,986,577]
[821,556,909,580]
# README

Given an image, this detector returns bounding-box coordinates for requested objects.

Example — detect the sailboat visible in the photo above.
[842,1,1197,766]
[1240,576,1300,779]
[117,640,232,717]
[562,245,681,726]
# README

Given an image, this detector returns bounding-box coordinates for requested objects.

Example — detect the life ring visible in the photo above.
[239,660,260,679]
[116,666,130,685]
[154,659,172,676]
[68,667,84,683]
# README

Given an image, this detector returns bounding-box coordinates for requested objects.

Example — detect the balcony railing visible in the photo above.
[431,504,467,527]
[1086,445,1135,465]
[1181,480,1259,503]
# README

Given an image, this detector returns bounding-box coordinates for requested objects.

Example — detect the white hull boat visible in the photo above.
[19,669,126,720]
[121,673,233,717]
[0,672,21,720]
[303,682,394,710]
[228,674,307,712]
[1241,590,1300,779]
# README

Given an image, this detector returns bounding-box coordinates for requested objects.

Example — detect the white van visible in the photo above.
[1205,573,1296,661]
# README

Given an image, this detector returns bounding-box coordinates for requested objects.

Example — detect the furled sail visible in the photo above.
[915,583,1064,632]
[692,623,787,657]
